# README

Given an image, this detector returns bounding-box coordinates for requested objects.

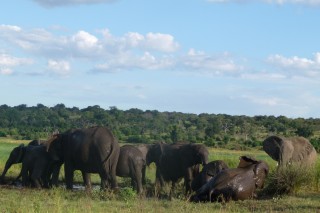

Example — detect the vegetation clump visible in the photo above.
[263,164,316,196]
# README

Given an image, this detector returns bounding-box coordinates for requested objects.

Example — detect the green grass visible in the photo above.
[0,139,319,212]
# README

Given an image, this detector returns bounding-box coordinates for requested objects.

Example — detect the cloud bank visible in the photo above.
[0,25,243,76]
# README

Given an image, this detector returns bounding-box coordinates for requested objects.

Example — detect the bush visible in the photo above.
[264,164,315,196]
[118,187,137,201]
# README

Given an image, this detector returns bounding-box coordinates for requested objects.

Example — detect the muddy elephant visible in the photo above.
[117,145,146,194]
[21,145,61,188]
[263,136,317,167]
[46,126,120,190]
[146,142,209,195]
[191,160,229,192]
[1,140,47,184]
[191,156,269,202]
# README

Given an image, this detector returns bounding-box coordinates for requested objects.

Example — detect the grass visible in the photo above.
[0,138,320,212]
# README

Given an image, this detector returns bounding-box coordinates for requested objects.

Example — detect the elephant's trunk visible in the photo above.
[0,161,13,183]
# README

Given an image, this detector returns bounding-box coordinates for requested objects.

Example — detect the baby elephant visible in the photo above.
[191,160,229,192]
[21,145,61,188]
[117,145,146,194]
[191,156,269,202]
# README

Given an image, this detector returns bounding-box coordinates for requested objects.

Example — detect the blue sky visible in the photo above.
[1,0,320,118]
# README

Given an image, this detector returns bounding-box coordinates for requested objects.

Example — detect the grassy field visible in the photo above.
[0,138,320,212]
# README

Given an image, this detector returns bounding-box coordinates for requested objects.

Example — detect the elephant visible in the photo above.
[263,136,317,167]
[146,142,209,196]
[21,145,61,188]
[191,160,229,192]
[136,143,155,185]
[1,140,46,184]
[190,156,269,202]
[116,145,146,194]
[46,126,120,190]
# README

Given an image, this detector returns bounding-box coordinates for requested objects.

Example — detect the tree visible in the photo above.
[295,125,314,138]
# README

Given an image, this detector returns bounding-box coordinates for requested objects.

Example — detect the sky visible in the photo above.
[0,0,320,118]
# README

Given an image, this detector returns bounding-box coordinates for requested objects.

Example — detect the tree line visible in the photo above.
[0,104,320,151]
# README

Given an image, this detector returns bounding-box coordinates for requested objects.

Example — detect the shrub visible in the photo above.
[118,187,137,201]
[263,164,315,196]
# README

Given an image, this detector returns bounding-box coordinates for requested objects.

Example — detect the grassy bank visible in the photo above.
[0,139,319,212]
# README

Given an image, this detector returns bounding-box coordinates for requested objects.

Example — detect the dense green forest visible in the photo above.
[0,104,320,151]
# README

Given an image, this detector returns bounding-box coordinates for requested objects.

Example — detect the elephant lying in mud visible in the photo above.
[190,156,269,202]
[263,136,317,167]
[191,160,229,192]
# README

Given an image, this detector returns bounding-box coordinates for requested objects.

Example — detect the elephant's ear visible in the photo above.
[263,136,284,162]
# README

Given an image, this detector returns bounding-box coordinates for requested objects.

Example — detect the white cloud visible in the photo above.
[267,53,320,78]
[47,60,71,76]
[0,53,33,75]
[71,31,99,50]
[207,0,320,6]
[32,0,116,8]
[144,33,179,52]
[93,52,174,72]
[179,49,243,75]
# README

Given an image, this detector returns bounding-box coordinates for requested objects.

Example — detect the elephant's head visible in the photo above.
[206,160,229,177]
[1,144,26,182]
[8,144,25,164]
[46,134,64,161]
[190,144,209,166]
[263,136,288,164]
[146,142,164,166]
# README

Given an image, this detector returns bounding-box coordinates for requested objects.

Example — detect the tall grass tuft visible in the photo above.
[263,164,316,196]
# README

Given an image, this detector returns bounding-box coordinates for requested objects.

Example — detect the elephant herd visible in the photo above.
[0,126,318,203]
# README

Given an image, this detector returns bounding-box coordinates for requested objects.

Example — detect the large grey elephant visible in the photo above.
[46,126,120,190]
[191,156,269,202]
[191,160,229,192]
[263,136,317,167]
[0,140,47,184]
[116,145,145,194]
[146,142,209,195]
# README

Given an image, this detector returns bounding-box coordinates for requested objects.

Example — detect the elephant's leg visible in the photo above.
[99,167,111,190]
[82,171,92,190]
[64,163,74,190]
[21,166,29,187]
[132,171,143,194]
[169,181,177,200]
[184,168,194,195]
[141,165,146,185]
[50,162,62,187]
[109,164,118,189]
